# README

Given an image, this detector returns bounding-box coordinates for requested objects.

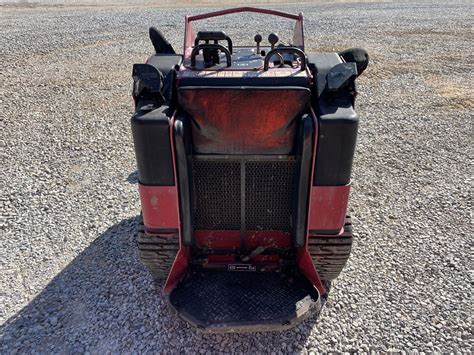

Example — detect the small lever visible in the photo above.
[254,34,262,54]
[241,246,267,262]
[268,33,279,50]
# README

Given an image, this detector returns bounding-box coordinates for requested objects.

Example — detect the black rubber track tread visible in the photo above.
[137,219,179,280]
[309,216,353,281]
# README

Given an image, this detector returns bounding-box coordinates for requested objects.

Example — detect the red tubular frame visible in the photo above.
[183,7,304,56]
[163,111,190,294]
[162,108,332,296]
[188,7,300,21]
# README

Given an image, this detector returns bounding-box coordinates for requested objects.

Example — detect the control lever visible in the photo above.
[241,246,267,262]
[254,34,262,54]
[268,33,279,50]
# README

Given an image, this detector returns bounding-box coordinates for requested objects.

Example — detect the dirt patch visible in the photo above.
[427,75,473,110]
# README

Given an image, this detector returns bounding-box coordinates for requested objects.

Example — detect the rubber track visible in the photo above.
[137,221,179,280]
[309,216,353,281]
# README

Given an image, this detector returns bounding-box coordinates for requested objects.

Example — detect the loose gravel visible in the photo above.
[1,1,473,353]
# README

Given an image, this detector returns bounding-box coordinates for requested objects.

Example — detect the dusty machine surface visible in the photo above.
[131,7,368,332]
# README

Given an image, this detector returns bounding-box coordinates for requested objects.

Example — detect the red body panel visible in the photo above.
[194,230,240,250]
[245,231,292,249]
[163,247,190,294]
[297,248,325,294]
[178,88,310,154]
[139,185,179,230]
[308,185,350,232]
[194,230,292,249]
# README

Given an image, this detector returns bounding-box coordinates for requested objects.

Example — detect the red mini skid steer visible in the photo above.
[131,7,368,332]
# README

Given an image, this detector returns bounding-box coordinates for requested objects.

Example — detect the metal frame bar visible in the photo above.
[193,154,295,161]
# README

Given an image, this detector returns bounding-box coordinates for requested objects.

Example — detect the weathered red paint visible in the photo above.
[194,230,292,250]
[184,7,304,54]
[178,88,311,154]
[207,255,236,263]
[297,248,325,295]
[163,247,190,294]
[195,230,240,249]
[188,7,300,22]
[253,255,279,262]
[139,184,179,230]
[308,185,350,232]
[245,231,292,249]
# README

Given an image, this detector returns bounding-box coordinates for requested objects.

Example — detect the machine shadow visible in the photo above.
[1,216,317,352]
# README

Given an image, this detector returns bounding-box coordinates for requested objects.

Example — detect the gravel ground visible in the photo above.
[1,1,473,353]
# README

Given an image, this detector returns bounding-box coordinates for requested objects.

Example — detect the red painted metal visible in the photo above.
[208,255,236,263]
[195,230,240,250]
[184,15,195,56]
[245,231,292,249]
[138,185,179,230]
[163,111,189,295]
[297,248,325,295]
[163,247,189,294]
[296,107,326,295]
[178,88,310,154]
[308,185,350,232]
[253,255,279,262]
[183,7,304,54]
[188,7,300,22]
[194,230,292,250]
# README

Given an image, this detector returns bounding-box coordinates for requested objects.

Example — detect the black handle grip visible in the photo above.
[194,31,233,54]
[190,44,232,68]
[263,47,307,71]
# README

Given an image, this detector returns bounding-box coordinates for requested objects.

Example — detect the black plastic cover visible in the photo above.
[146,54,182,104]
[314,101,358,186]
[294,114,314,246]
[338,47,369,76]
[306,53,342,97]
[131,105,175,186]
[149,27,176,54]
[146,54,182,77]
[132,64,164,104]
[326,62,357,91]
[307,53,359,186]
[174,113,193,245]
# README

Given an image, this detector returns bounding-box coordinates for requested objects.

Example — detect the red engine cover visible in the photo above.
[178,87,310,154]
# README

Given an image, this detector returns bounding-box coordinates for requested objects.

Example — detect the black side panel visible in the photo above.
[146,55,182,104]
[338,48,369,76]
[306,53,342,97]
[146,54,182,77]
[294,114,314,246]
[307,53,359,186]
[314,102,358,186]
[149,27,176,54]
[131,105,174,186]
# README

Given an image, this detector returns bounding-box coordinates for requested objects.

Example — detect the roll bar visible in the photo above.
[183,7,305,58]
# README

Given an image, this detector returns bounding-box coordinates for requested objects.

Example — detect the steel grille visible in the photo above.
[245,160,296,231]
[192,160,241,230]
[192,158,296,232]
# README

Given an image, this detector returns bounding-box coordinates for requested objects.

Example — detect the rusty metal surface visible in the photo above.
[178,88,310,154]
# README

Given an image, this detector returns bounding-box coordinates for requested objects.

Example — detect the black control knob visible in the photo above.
[254,34,262,53]
[268,33,279,49]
